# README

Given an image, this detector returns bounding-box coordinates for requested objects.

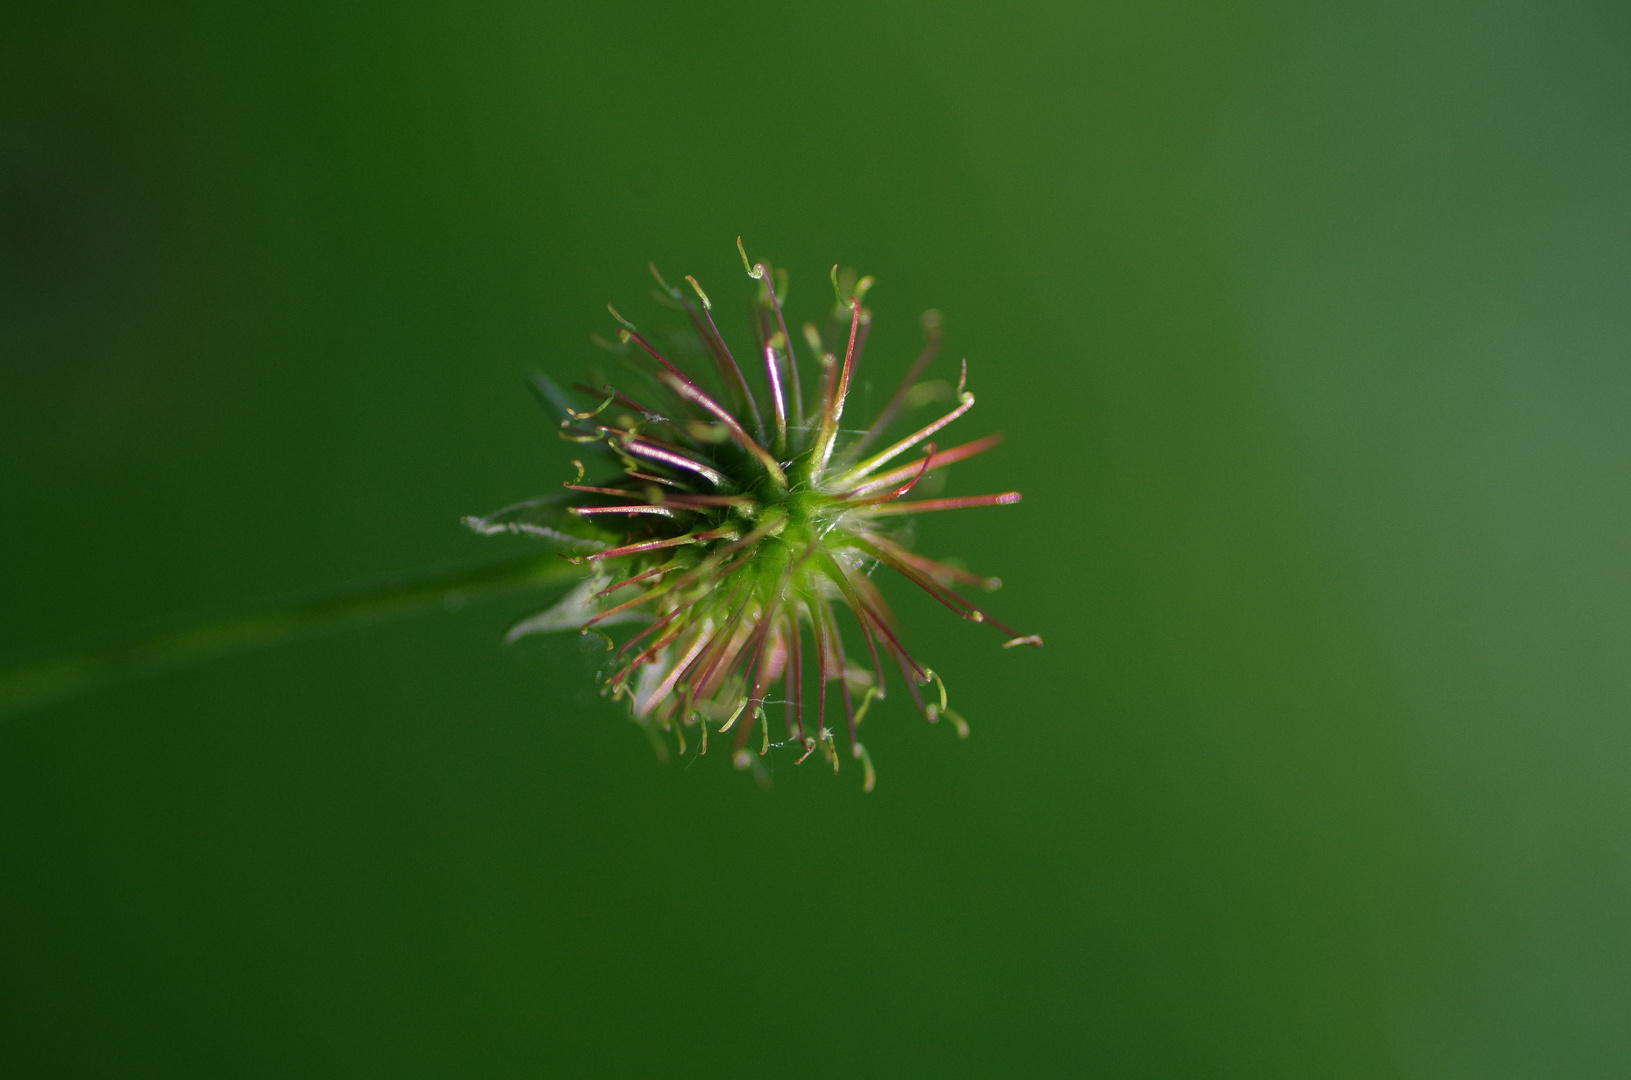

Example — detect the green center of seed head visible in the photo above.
[755,486,831,541]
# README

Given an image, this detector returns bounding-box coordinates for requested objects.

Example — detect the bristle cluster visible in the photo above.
[467,241,1039,788]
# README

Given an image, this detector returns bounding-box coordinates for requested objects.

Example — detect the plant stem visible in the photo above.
[0,552,585,721]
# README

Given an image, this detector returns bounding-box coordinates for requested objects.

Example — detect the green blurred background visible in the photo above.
[3,1,1629,1075]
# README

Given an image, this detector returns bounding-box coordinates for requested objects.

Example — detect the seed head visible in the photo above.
[466,241,1040,788]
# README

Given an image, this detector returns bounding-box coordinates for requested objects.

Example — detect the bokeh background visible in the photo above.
[4,1,1630,1075]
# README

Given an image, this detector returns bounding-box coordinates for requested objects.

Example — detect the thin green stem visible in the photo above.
[0,553,586,722]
